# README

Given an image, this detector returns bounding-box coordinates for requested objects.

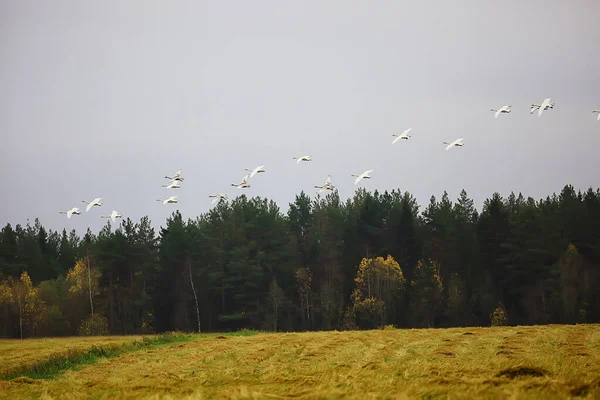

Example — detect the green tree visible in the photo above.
[410,260,444,328]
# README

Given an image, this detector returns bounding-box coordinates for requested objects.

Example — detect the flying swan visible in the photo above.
[231,175,251,189]
[209,193,228,204]
[245,165,266,178]
[490,105,511,118]
[293,156,312,164]
[101,210,122,223]
[59,207,81,219]
[443,138,464,151]
[352,170,373,185]
[157,196,178,204]
[530,98,554,116]
[162,180,181,189]
[165,170,184,181]
[315,175,335,193]
[392,128,413,144]
[81,197,103,212]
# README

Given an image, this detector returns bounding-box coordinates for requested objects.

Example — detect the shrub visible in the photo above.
[77,314,109,336]
[490,304,508,326]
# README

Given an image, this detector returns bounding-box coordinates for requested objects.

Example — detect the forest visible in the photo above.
[0,185,599,338]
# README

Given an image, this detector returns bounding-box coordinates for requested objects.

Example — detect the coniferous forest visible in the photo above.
[1,185,599,338]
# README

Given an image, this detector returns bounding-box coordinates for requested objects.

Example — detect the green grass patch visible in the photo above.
[1,332,193,381]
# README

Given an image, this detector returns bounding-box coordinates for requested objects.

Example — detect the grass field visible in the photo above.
[0,325,599,399]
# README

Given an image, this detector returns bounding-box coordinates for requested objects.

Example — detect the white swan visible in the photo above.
[490,105,511,118]
[530,98,554,116]
[165,170,184,181]
[315,175,335,193]
[209,193,228,204]
[530,102,553,114]
[593,110,600,121]
[537,98,553,117]
[81,197,103,212]
[162,180,181,189]
[352,170,373,185]
[443,138,464,151]
[245,165,265,178]
[59,207,81,219]
[293,156,312,164]
[101,210,122,223]
[157,196,178,204]
[392,128,412,144]
[231,175,250,189]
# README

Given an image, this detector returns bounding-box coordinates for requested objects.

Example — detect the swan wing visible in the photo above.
[495,109,501,118]
[446,139,462,150]
[392,136,401,144]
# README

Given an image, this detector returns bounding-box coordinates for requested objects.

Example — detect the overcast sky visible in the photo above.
[1,0,599,234]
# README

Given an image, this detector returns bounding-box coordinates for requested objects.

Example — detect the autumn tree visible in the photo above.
[8,272,45,338]
[66,256,106,335]
[351,255,405,329]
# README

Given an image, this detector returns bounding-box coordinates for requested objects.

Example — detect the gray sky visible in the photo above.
[1,0,599,234]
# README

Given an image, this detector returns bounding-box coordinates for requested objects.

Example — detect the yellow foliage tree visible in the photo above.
[9,271,45,339]
[351,255,406,329]
[0,281,12,304]
[66,256,101,316]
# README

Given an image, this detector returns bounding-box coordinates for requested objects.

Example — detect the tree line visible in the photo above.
[1,185,599,338]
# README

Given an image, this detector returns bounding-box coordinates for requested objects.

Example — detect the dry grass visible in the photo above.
[1,325,600,399]
[0,335,145,376]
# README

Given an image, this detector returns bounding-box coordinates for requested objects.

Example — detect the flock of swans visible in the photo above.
[58,98,599,222]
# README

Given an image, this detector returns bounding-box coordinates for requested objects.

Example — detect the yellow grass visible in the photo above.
[0,335,145,376]
[1,325,600,399]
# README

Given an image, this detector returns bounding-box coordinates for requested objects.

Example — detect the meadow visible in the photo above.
[0,325,599,399]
